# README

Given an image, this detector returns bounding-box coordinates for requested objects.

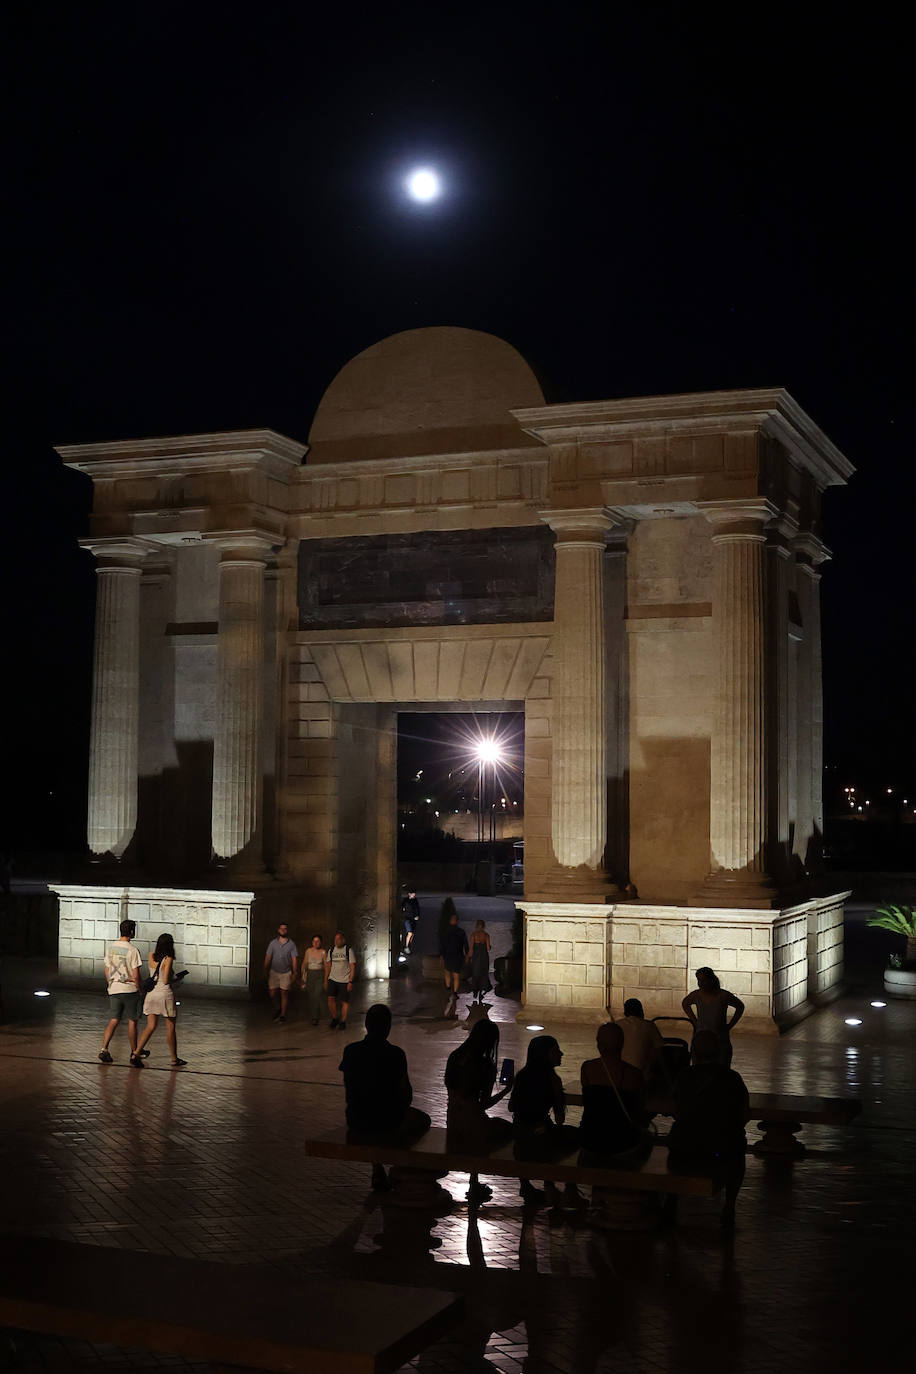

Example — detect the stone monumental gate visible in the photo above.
[53,327,852,1030]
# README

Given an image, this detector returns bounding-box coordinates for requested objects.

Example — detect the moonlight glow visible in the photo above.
[406,167,440,202]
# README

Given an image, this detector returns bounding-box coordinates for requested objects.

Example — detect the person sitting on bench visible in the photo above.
[445,1017,513,1205]
[509,1035,583,1209]
[340,1003,431,1191]
[579,1022,649,1163]
[667,1028,749,1228]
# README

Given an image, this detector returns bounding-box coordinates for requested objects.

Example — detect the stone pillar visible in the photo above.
[83,539,150,858]
[542,508,620,893]
[795,533,831,861]
[765,520,795,885]
[695,501,775,905]
[210,536,272,865]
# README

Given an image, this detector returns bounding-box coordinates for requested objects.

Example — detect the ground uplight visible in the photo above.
[845,1017,862,1026]
[870,1000,887,1008]
[526,1023,545,1032]
[34,990,51,998]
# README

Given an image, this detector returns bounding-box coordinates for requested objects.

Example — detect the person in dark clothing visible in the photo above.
[667,1028,749,1227]
[508,1035,583,1208]
[440,911,469,1013]
[445,1017,513,1204]
[400,889,420,956]
[579,1022,646,1160]
[339,1003,431,1190]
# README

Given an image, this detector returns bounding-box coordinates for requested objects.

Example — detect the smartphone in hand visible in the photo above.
[499,1057,515,1085]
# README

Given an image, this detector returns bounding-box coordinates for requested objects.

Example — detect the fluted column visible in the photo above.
[697,501,775,903]
[83,539,149,858]
[795,533,831,860]
[543,509,620,883]
[210,536,272,863]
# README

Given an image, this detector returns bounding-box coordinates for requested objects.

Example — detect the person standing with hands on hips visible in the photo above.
[325,931,355,1031]
[264,923,299,1024]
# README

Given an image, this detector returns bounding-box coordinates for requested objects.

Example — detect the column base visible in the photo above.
[526,864,622,904]
[688,870,779,910]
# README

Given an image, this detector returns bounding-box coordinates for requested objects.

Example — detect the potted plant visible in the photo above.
[867,903,916,999]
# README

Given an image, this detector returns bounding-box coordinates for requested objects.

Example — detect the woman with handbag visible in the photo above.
[131,933,186,1068]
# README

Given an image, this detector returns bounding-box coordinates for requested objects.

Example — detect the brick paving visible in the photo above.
[0,942,913,1372]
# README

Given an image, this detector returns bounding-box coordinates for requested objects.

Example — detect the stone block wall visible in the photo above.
[523,894,849,1031]
[53,886,253,998]
[524,905,611,1015]
[807,895,846,999]
[284,644,339,893]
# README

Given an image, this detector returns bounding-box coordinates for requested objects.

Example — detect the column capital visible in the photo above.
[540,506,625,545]
[206,531,276,564]
[793,531,832,577]
[698,498,779,542]
[79,536,155,570]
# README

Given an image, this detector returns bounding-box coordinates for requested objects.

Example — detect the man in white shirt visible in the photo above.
[325,931,356,1031]
[618,999,664,1081]
[99,920,145,1063]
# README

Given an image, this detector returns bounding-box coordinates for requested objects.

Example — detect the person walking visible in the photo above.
[131,934,186,1068]
[325,931,355,1031]
[440,910,468,1014]
[264,922,299,1024]
[99,919,146,1063]
[400,889,420,957]
[301,934,326,1025]
[682,967,745,1066]
[466,919,492,1004]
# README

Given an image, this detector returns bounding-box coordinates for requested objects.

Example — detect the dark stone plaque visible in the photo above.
[298,526,555,629]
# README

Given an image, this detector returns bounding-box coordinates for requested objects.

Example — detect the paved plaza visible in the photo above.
[0,914,913,1373]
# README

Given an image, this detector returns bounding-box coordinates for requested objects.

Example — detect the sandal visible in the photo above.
[129,1054,145,1068]
[171,1058,187,1068]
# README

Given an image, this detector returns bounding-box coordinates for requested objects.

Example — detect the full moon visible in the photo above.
[406,167,440,202]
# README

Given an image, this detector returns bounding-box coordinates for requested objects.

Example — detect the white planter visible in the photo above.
[884,966,916,999]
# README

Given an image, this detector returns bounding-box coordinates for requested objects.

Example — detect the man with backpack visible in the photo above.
[325,931,355,1031]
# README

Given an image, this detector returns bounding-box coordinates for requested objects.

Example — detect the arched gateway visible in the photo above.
[54,328,853,1030]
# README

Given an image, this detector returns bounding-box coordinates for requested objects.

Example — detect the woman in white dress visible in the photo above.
[131,933,186,1068]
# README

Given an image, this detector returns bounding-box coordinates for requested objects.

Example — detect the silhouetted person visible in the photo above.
[617,998,664,1082]
[509,1035,582,1208]
[340,1003,430,1191]
[668,1028,749,1227]
[440,910,468,1012]
[682,966,745,1066]
[579,1022,647,1159]
[445,1016,513,1204]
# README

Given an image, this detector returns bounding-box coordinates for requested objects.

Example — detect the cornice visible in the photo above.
[512,388,854,490]
[56,429,306,481]
[294,444,547,482]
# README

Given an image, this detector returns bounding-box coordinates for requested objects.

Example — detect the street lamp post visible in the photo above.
[474,738,502,894]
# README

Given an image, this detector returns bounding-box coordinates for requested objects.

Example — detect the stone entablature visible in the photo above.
[52,885,254,998]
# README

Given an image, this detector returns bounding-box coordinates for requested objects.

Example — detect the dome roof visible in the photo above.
[307,327,544,463]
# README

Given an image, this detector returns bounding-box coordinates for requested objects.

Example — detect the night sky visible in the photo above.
[3,3,913,857]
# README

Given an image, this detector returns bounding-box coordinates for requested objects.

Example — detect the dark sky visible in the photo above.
[3,2,913,851]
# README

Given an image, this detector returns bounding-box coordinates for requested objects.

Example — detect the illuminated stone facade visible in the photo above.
[57,328,852,1025]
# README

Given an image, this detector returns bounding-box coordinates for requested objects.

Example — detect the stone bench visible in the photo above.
[305,1125,724,1227]
[565,1090,862,1157]
[0,1235,463,1374]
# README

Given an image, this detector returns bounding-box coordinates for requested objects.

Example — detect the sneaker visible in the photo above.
[329,1018,339,1029]
[98,1050,113,1064]
[139,1050,150,1058]
[129,1054,145,1069]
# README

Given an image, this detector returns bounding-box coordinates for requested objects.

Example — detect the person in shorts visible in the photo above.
[264,923,299,1023]
[400,889,420,956]
[99,919,145,1063]
[325,931,355,1031]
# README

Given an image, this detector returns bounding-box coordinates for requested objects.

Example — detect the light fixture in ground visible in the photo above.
[34,990,50,998]
[870,1000,887,1008]
[525,1024,545,1032]
[845,1017,863,1026]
